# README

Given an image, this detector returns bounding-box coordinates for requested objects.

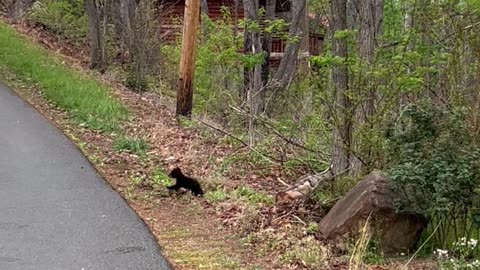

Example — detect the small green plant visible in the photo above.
[205,189,229,203]
[435,238,480,269]
[125,175,144,199]
[280,236,328,269]
[151,168,172,187]
[233,186,273,205]
[113,136,149,157]
[305,222,319,234]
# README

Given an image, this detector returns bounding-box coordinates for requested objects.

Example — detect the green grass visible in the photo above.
[233,186,274,206]
[0,21,128,132]
[113,136,149,156]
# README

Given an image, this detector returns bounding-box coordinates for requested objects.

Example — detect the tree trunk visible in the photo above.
[269,0,306,92]
[242,0,263,143]
[176,0,200,117]
[200,0,208,15]
[346,0,358,30]
[200,0,209,41]
[331,0,351,174]
[357,0,377,117]
[351,0,383,174]
[86,0,106,71]
[260,0,276,88]
[242,0,258,102]
[9,0,35,22]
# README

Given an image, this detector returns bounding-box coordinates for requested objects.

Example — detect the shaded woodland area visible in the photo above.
[1,0,480,269]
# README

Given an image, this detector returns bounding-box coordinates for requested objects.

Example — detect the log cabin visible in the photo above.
[157,0,325,66]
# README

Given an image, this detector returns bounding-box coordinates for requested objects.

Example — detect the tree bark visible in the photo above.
[269,0,306,92]
[176,0,200,117]
[260,0,276,88]
[331,0,352,174]
[357,0,377,117]
[351,0,383,174]
[86,0,106,71]
[242,0,264,143]
[242,0,258,102]
[8,0,35,22]
[200,0,208,15]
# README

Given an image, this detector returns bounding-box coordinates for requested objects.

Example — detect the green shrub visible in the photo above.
[29,0,88,42]
[385,101,480,247]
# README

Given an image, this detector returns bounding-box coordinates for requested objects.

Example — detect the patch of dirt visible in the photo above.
[2,19,437,270]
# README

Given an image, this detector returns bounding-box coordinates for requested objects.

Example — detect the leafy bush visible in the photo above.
[29,0,87,42]
[385,101,480,246]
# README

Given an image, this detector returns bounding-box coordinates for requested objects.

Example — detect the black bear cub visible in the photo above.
[167,167,204,196]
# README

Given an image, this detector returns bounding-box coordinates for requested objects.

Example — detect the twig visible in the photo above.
[403,220,442,270]
[277,177,291,188]
[192,116,281,165]
[292,214,307,226]
[230,105,330,159]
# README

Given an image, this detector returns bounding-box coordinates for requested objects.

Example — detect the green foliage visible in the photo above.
[0,22,128,132]
[205,189,229,203]
[113,136,149,157]
[435,238,480,269]
[29,0,88,42]
[233,186,273,205]
[305,222,319,234]
[161,13,243,119]
[385,101,480,245]
[151,168,172,187]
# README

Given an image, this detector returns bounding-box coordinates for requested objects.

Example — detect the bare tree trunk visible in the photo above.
[358,0,377,116]
[200,0,208,15]
[350,0,380,174]
[261,0,276,88]
[86,0,106,71]
[375,0,384,35]
[9,0,35,22]
[200,0,209,41]
[331,0,352,175]
[242,0,258,102]
[243,0,263,143]
[346,0,358,30]
[270,0,306,92]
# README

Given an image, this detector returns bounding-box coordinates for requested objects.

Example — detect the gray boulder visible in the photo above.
[318,170,427,255]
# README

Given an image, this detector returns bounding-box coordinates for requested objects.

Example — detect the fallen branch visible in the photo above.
[275,165,350,203]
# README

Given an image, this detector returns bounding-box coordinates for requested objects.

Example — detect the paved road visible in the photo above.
[0,83,172,270]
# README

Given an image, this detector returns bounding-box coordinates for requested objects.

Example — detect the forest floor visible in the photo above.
[0,18,436,270]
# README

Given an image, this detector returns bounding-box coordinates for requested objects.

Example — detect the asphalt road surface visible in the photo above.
[0,83,172,270]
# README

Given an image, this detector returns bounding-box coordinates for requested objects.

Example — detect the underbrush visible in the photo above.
[28,0,88,43]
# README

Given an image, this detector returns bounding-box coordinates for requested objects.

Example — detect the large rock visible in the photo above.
[318,170,427,255]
